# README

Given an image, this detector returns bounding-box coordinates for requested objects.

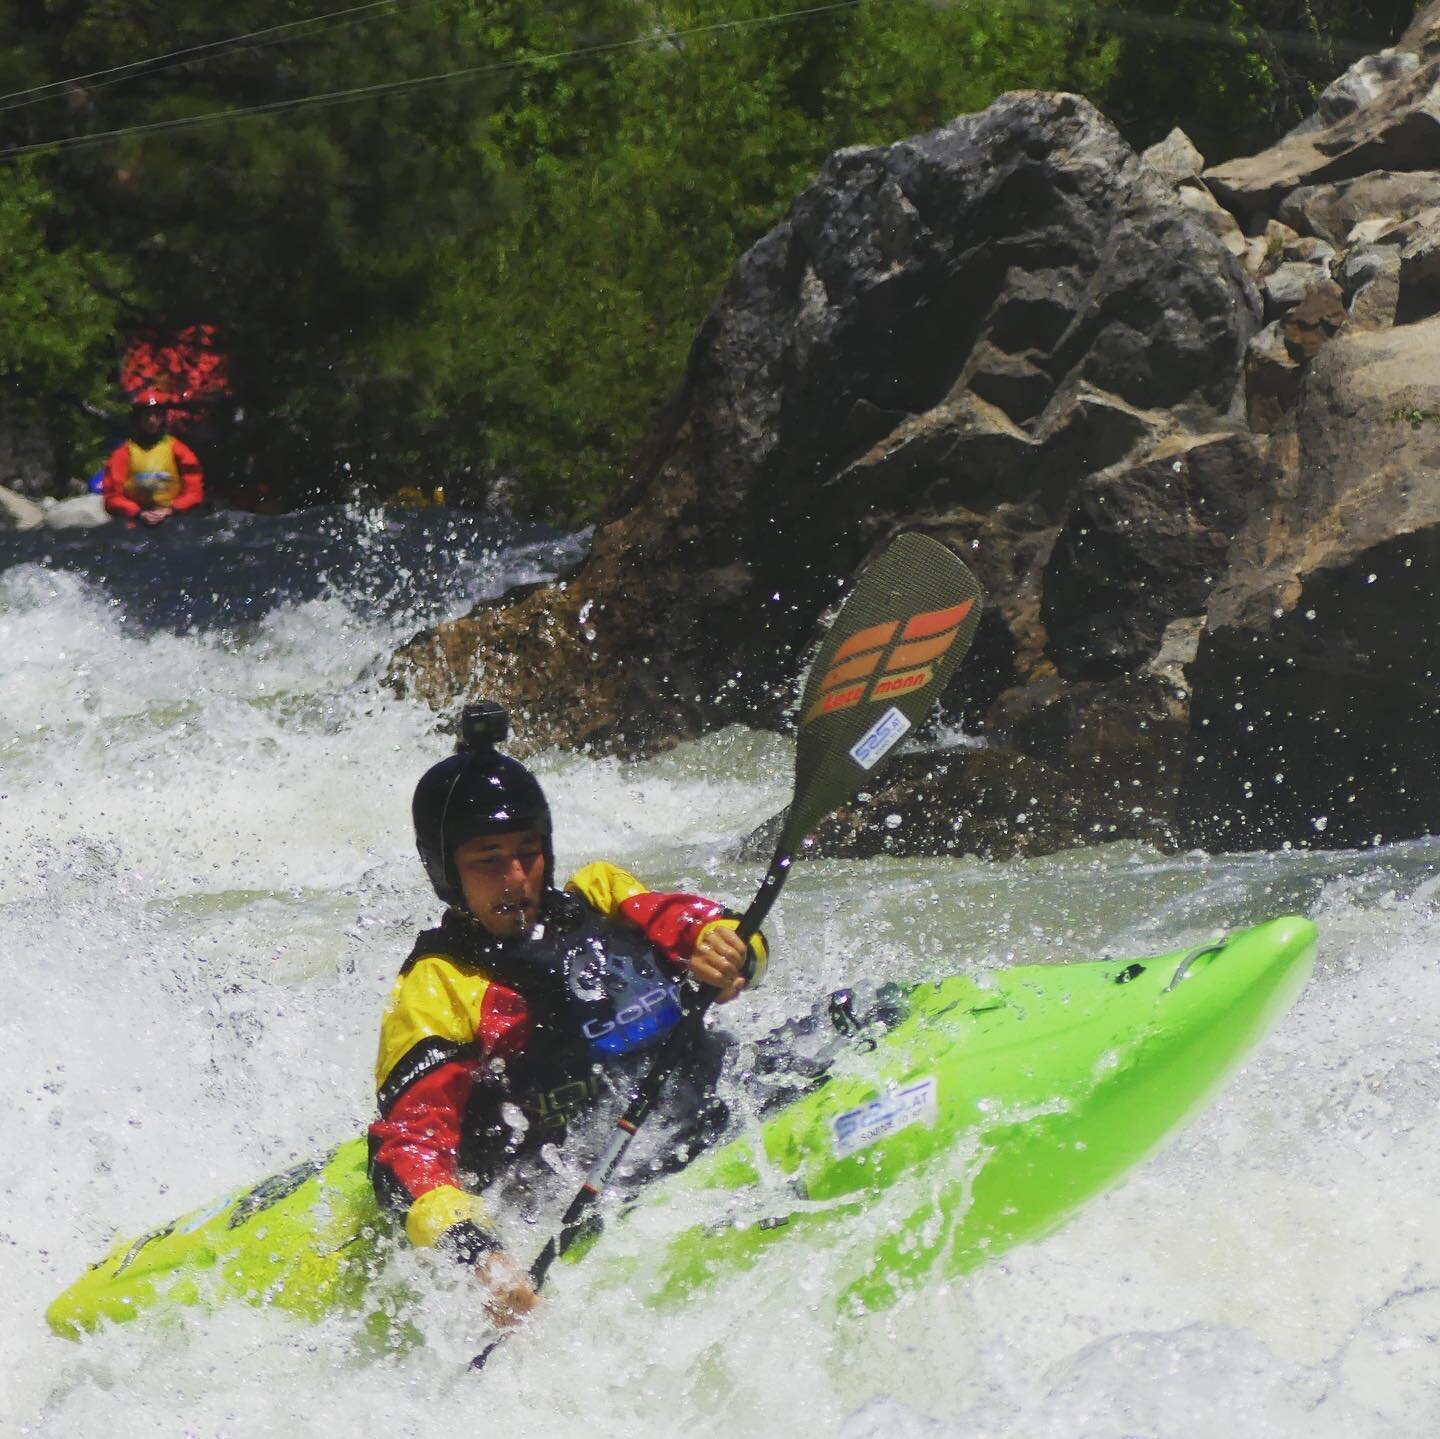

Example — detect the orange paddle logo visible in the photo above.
[801,599,975,727]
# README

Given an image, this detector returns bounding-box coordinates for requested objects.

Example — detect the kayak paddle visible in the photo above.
[471,529,982,1369]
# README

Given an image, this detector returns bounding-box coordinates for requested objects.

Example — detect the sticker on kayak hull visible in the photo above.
[849,706,912,771]
[832,1077,938,1157]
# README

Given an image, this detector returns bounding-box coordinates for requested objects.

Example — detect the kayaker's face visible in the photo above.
[454,830,545,937]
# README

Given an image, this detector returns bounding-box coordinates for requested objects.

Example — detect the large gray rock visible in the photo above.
[391,92,1260,760]
[1178,319,1440,850]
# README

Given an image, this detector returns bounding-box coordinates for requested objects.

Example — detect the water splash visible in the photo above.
[4,531,1438,1437]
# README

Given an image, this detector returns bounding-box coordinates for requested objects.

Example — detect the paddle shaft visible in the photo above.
[470,850,790,1371]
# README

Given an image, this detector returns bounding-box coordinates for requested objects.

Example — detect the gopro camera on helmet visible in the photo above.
[413,701,554,909]
[458,702,509,754]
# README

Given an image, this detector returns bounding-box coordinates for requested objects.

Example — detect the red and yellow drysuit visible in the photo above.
[369,861,766,1266]
[102,434,205,520]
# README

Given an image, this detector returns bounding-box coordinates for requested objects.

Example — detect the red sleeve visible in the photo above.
[102,445,141,518]
[369,982,532,1214]
[616,890,727,964]
[369,1058,475,1201]
[170,439,205,511]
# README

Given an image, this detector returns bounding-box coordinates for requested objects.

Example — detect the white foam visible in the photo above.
[5,564,1439,1436]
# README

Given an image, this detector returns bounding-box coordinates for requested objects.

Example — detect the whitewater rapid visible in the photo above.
[3,515,1438,1438]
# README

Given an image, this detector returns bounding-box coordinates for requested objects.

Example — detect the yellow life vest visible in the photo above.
[125,436,181,506]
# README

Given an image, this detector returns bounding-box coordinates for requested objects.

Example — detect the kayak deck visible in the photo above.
[629,914,1316,1309]
[46,915,1316,1337]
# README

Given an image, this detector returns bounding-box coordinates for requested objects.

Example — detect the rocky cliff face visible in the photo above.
[391,3,1440,859]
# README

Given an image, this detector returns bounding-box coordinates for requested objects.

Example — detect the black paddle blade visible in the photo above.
[780,532,982,854]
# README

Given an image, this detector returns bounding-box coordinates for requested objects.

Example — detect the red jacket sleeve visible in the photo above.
[615,889,727,964]
[564,861,767,977]
[369,964,532,1251]
[102,445,141,518]
[170,438,205,511]
[370,1056,477,1202]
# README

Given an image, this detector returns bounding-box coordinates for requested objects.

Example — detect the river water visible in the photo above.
[3,511,1438,1438]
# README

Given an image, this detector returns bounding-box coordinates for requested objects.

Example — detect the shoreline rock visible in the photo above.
[391,2,1440,859]
[0,486,45,532]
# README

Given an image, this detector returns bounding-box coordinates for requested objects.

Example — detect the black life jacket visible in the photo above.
[401,894,693,1177]
[402,891,688,1065]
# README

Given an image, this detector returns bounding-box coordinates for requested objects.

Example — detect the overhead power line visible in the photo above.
[1,1,868,159]
[0,0,1398,162]
[0,0,420,115]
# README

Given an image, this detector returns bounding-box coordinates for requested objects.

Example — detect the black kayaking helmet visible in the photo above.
[413,702,553,909]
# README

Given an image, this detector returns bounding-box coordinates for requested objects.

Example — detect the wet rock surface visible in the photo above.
[392,91,1257,757]
[394,2,1440,857]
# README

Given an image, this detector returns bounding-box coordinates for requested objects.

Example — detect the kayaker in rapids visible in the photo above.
[102,392,206,527]
[368,704,768,1330]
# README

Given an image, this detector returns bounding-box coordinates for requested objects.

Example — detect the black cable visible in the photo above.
[1,1,868,159]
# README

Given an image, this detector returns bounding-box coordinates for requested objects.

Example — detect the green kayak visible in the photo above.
[46,914,1316,1338]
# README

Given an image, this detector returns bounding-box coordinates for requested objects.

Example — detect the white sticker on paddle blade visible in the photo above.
[849,705,912,771]
[832,1077,938,1158]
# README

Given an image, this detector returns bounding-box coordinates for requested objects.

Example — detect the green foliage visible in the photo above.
[438,0,1122,521]
[1,0,542,500]
[1093,0,1420,159]
[0,165,117,388]
[0,0,1422,515]
[0,161,125,464]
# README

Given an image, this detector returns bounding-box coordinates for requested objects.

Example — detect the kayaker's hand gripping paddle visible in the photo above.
[472,530,982,1370]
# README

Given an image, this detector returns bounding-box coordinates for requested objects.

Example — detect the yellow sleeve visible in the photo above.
[564,859,649,917]
[370,953,501,1253]
[374,953,490,1092]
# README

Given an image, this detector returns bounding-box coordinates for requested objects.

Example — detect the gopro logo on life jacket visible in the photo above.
[582,985,682,1054]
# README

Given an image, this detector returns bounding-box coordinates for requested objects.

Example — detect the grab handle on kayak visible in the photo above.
[1165,937,1228,992]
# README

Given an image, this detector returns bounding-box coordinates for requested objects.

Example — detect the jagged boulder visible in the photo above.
[1178,318,1440,850]
[391,91,1259,769]
[391,5,1440,860]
